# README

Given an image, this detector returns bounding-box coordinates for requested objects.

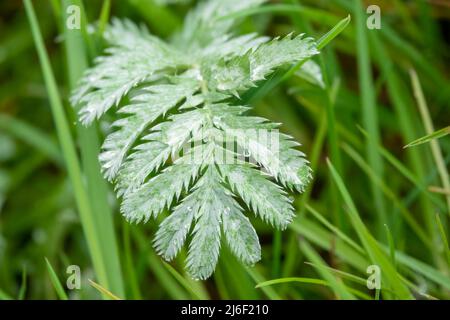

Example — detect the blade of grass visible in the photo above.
[97,0,111,37]
[292,215,450,293]
[62,0,125,297]
[128,0,180,37]
[122,223,142,300]
[435,213,450,267]
[319,60,344,230]
[246,267,282,300]
[335,0,450,102]
[300,241,356,299]
[218,3,338,26]
[255,276,370,300]
[370,32,442,268]
[272,230,282,278]
[353,0,386,240]
[290,218,368,270]
[409,69,450,214]
[162,262,209,300]
[405,127,450,148]
[220,247,259,299]
[304,262,367,287]
[394,250,450,291]
[327,159,412,299]
[384,225,397,268]
[298,108,328,215]
[44,257,68,300]
[132,230,189,299]
[0,289,12,300]
[399,154,450,222]
[18,267,27,300]
[213,265,231,299]
[305,204,364,255]
[49,0,61,19]
[146,253,189,299]
[89,279,122,300]
[305,262,433,299]
[358,126,446,212]
[256,277,324,288]
[24,0,111,295]
[342,143,431,248]
[283,90,328,278]
[430,186,450,196]
[316,14,351,51]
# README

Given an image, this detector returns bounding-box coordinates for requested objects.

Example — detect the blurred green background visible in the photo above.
[0,0,449,300]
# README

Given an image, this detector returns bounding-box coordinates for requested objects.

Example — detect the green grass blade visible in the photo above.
[147,253,189,299]
[128,0,180,37]
[370,31,441,267]
[318,62,344,229]
[219,248,259,299]
[342,144,431,248]
[0,289,12,300]
[358,126,447,213]
[304,262,366,287]
[246,268,282,300]
[316,14,351,50]
[327,159,412,299]
[44,258,68,300]
[98,0,111,37]
[272,230,282,278]
[146,252,189,300]
[213,266,231,299]
[24,0,112,295]
[218,3,337,25]
[384,225,397,268]
[256,277,324,288]
[300,241,356,299]
[122,223,142,300]
[394,250,450,291]
[305,204,364,254]
[409,69,450,214]
[435,214,450,267]
[292,210,450,293]
[89,279,122,300]
[62,0,125,297]
[405,127,450,149]
[353,0,386,239]
[290,218,368,270]
[132,230,189,299]
[256,276,370,300]
[18,267,27,300]
[162,262,209,300]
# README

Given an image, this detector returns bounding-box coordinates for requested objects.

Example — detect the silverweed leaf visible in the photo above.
[71,0,317,280]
